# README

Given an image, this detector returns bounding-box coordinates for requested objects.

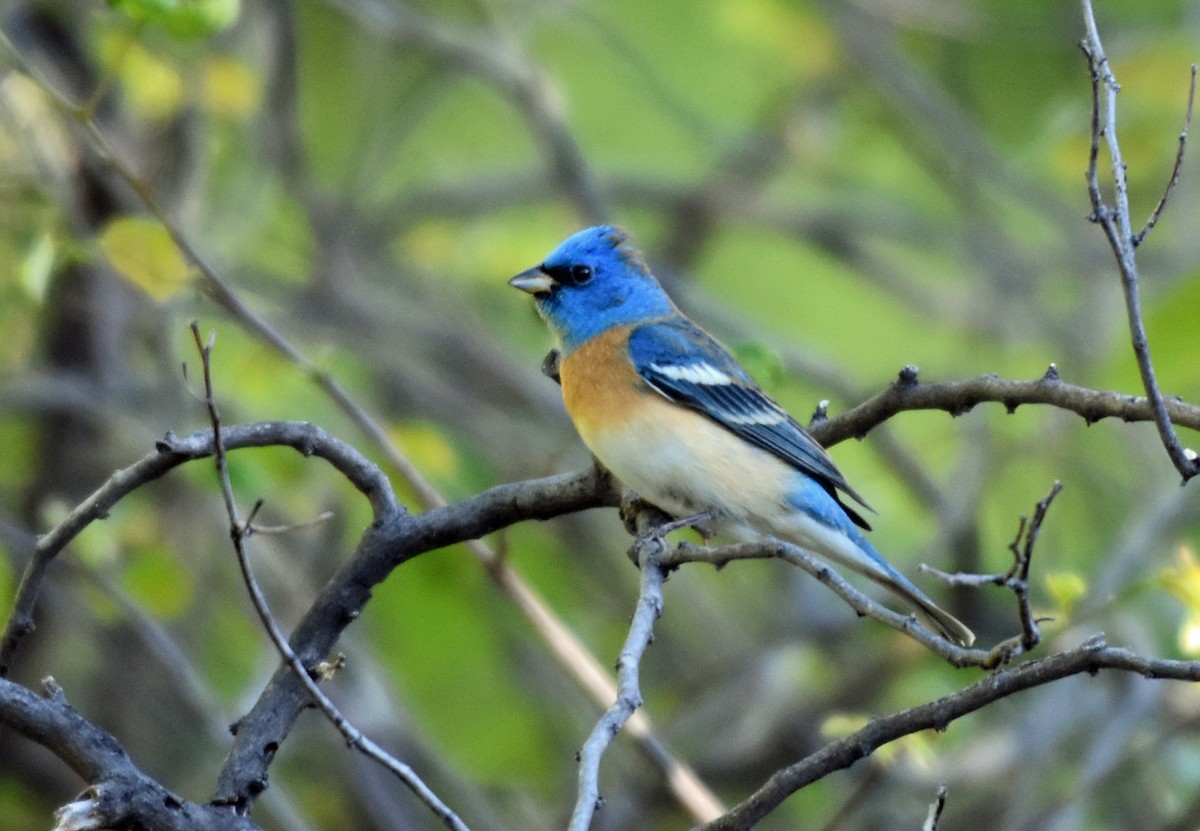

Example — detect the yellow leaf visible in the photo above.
[1179,613,1200,657]
[101,35,184,120]
[201,55,261,118]
[1159,547,1200,610]
[99,217,192,300]
[1044,570,1088,618]
[716,0,838,79]
[389,421,460,480]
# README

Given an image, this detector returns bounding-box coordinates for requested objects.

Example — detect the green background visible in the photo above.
[1,1,1199,829]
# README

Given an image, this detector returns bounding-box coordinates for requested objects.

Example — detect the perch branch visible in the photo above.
[666,481,1063,669]
[664,540,996,667]
[570,526,670,831]
[0,35,722,817]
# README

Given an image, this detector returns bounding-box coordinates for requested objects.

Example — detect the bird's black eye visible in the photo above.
[542,263,593,287]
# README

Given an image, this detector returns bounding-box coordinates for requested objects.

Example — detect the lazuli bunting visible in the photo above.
[509,225,974,647]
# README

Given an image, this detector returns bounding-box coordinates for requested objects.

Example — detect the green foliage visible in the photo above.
[108,0,239,38]
[367,547,561,785]
[3,0,1200,828]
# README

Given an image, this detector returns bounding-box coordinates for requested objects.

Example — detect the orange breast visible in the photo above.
[559,326,645,444]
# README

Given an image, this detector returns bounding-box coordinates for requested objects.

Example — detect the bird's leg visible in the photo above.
[654,511,714,538]
[620,494,711,537]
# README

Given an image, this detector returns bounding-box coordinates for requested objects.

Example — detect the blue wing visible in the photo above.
[627,317,873,529]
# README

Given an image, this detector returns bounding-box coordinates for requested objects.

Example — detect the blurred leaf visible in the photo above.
[108,0,240,38]
[0,548,13,612]
[731,340,784,393]
[98,217,191,300]
[122,546,193,619]
[201,55,261,118]
[1044,570,1088,619]
[716,0,837,79]
[820,712,934,768]
[0,780,43,831]
[18,230,54,303]
[1177,613,1200,657]
[99,34,185,120]
[1144,269,1200,393]
[1160,547,1200,658]
[400,222,458,272]
[196,594,265,700]
[369,553,557,784]
[390,421,461,481]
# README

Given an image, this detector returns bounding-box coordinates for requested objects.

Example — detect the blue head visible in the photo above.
[509,226,677,354]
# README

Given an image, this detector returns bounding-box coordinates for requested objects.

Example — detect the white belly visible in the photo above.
[581,396,796,526]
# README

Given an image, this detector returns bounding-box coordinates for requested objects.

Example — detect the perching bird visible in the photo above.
[509,225,974,646]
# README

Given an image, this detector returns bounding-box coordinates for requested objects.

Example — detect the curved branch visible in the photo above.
[0,421,396,677]
[695,636,1200,831]
[809,365,1200,448]
[0,416,615,816]
[0,676,259,831]
[212,462,615,808]
[188,327,471,831]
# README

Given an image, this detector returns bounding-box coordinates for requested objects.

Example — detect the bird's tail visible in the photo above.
[775,510,976,646]
[878,577,975,647]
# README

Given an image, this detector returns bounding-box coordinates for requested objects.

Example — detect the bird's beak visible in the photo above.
[508,266,556,295]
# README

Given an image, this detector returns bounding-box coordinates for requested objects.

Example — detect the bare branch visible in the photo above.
[1132,64,1196,247]
[809,364,1200,449]
[923,785,948,831]
[0,420,398,676]
[188,326,472,830]
[666,539,989,666]
[1079,0,1200,482]
[694,636,1200,831]
[0,676,259,831]
[923,481,1063,663]
[666,482,1063,669]
[571,529,672,831]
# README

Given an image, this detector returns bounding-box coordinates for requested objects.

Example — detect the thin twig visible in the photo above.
[924,481,1063,664]
[923,785,948,831]
[570,531,669,831]
[188,327,472,831]
[1079,0,1200,483]
[665,540,985,667]
[1133,64,1197,247]
[694,635,1200,831]
[671,483,1063,669]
